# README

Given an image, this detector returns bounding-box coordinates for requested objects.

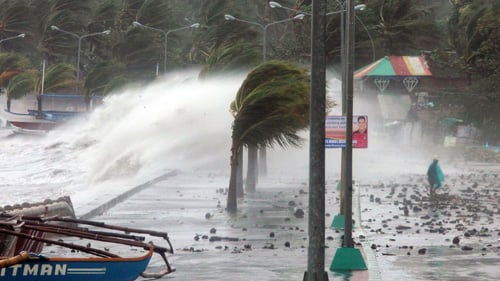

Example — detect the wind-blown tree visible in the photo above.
[431,0,500,143]
[4,70,36,111]
[195,0,262,77]
[5,63,77,112]
[227,60,310,213]
[446,0,500,82]
[37,0,94,62]
[366,0,442,56]
[84,61,127,96]
[0,0,34,55]
[302,0,444,69]
[0,53,32,91]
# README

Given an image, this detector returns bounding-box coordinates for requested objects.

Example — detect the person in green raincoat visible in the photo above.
[427,156,444,198]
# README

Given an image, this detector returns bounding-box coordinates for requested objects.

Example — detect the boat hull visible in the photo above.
[0,249,153,281]
[8,120,58,131]
[1,110,58,132]
[0,93,102,132]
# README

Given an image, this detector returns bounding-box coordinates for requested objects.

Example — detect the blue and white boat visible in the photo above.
[0,215,175,280]
[1,93,102,132]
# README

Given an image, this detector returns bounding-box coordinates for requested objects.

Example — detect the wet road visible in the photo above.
[77,175,342,281]
[44,169,499,281]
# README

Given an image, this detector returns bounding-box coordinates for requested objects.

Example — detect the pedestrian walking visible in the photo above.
[427,156,444,200]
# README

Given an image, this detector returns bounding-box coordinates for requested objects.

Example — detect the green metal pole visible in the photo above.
[306,0,327,280]
[340,0,346,216]
[343,0,355,249]
[331,1,366,270]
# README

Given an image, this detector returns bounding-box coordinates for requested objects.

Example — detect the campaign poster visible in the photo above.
[325,115,368,148]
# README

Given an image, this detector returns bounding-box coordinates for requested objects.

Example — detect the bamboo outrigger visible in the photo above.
[0,214,175,281]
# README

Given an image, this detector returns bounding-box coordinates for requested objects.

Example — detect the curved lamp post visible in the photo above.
[50,26,110,81]
[132,21,200,73]
[269,1,374,61]
[270,1,366,15]
[0,33,26,45]
[224,13,305,61]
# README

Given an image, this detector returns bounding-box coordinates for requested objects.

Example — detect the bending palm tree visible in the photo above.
[5,63,77,112]
[227,60,310,212]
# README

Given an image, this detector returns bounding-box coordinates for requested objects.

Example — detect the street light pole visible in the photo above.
[269,1,373,62]
[264,15,305,61]
[0,33,26,45]
[271,0,373,224]
[132,22,200,73]
[270,1,366,16]
[344,0,355,250]
[307,1,327,280]
[224,14,304,61]
[355,15,375,62]
[330,0,367,272]
[50,26,110,81]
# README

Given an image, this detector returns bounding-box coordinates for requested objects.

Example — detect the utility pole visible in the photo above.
[305,0,328,280]
[343,0,355,250]
[330,0,366,271]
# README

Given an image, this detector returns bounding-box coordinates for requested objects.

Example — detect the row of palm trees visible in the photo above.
[227,60,327,212]
[0,0,454,103]
[0,0,199,109]
[0,1,498,209]
[1,0,496,82]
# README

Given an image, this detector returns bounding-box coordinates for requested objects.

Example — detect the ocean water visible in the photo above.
[0,68,433,212]
[0,69,340,213]
[2,69,498,281]
[0,70,245,211]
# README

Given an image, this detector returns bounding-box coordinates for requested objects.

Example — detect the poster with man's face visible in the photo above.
[325,115,368,148]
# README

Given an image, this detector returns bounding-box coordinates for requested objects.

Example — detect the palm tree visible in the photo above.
[0,53,33,111]
[5,63,77,112]
[194,0,262,77]
[369,0,442,55]
[4,70,36,111]
[439,0,500,142]
[0,0,33,54]
[84,61,127,96]
[227,60,311,212]
[0,53,32,95]
[448,0,499,78]
[36,0,93,60]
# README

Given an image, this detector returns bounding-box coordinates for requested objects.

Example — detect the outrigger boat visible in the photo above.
[0,214,175,281]
[1,93,103,132]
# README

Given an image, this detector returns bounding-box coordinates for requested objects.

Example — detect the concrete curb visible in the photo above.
[79,170,178,220]
[354,185,383,281]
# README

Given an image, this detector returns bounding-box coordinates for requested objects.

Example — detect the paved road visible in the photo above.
[48,162,500,281]
[67,174,378,281]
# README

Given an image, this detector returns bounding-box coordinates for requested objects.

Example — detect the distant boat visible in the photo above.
[1,93,102,132]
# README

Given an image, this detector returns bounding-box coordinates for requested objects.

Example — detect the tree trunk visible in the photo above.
[37,95,42,114]
[246,144,258,193]
[236,145,244,198]
[85,94,91,112]
[227,139,240,213]
[258,146,267,177]
[6,99,11,112]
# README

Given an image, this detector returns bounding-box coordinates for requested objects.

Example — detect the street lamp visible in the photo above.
[0,33,26,44]
[270,1,366,16]
[269,1,374,61]
[224,13,305,61]
[50,26,110,81]
[132,21,200,74]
